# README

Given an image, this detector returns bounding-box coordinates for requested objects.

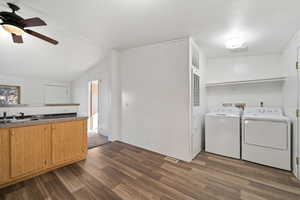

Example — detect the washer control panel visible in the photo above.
[210,107,242,115]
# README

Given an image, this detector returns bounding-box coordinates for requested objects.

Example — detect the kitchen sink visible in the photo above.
[0,118,40,124]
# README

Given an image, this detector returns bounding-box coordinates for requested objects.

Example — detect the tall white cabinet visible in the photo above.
[283,30,300,179]
[120,37,206,162]
[189,39,206,158]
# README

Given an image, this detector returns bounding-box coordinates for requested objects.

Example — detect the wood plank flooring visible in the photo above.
[1,141,300,200]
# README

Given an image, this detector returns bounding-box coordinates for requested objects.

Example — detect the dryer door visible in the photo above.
[244,120,288,150]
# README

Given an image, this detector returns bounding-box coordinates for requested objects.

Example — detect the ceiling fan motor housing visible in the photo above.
[0,2,58,45]
[0,11,25,28]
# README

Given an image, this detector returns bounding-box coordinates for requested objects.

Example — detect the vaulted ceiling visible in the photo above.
[1,0,300,81]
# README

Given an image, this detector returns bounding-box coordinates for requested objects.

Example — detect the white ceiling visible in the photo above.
[1,0,300,81]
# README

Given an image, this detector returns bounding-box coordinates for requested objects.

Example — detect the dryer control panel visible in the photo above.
[243,107,283,116]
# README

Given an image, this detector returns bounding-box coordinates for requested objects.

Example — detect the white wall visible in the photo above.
[71,55,111,137]
[207,54,283,84]
[207,82,284,109]
[206,54,284,109]
[119,38,192,161]
[282,30,300,178]
[109,50,122,141]
[44,85,70,104]
[71,39,206,161]
[70,50,122,141]
[0,74,71,105]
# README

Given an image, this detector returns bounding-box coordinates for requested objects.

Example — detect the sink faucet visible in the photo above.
[18,112,25,119]
[3,112,7,123]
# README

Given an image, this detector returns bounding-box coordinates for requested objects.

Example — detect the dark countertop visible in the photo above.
[0,104,80,108]
[0,116,88,129]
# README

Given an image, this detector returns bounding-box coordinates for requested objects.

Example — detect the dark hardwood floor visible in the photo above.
[1,141,300,200]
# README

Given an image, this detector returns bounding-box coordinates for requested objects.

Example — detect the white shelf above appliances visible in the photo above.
[206,76,286,87]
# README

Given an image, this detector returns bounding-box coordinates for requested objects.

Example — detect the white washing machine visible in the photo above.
[242,107,291,171]
[205,107,242,159]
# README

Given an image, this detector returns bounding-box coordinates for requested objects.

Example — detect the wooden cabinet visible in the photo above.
[10,125,50,178]
[0,129,9,184]
[52,120,87,165]
[0,119,87,189]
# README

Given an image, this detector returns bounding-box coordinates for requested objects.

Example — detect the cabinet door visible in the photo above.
[10,125,50,178]
[0,129,9,184]
[52,120,87,165]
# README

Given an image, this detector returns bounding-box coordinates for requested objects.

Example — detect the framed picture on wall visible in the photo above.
[0,85,20,105]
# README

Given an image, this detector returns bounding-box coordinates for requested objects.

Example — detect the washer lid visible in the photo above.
[206,113,240,118]
[206,106,242,118]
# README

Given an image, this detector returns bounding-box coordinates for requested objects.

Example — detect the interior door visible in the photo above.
[0,129,9,184]
[10,125,49,178]
[52,120,87,165]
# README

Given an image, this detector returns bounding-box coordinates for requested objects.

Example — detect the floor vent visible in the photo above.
[164,157,180,164]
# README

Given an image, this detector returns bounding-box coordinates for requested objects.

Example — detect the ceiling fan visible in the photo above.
[0,2,58,45]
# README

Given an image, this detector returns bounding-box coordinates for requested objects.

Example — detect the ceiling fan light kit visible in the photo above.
[0,2,58,45]
[2,24,24,35]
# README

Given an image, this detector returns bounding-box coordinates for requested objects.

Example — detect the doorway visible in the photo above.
[88,80,99,132]
[88,80,108,148]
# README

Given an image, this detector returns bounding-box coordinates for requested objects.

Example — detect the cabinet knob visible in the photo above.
[10,130,15,136]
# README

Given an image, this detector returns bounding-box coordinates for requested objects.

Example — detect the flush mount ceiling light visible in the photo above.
[225,37,246,50]
[0,2,58,45]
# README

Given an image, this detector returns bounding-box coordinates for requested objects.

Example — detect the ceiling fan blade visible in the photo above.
[12,33,23,43]
[0,15,4,23]
[24,29,58,45]
[20,17,47,27]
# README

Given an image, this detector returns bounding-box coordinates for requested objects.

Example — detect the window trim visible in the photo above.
[0,85,21,105]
